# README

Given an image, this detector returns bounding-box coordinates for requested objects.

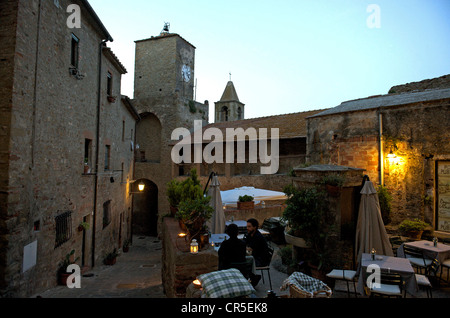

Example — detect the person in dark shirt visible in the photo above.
[218,224,246,270]
[243,218,271,267]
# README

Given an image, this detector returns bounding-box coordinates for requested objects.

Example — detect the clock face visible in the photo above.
[182,64,191,82]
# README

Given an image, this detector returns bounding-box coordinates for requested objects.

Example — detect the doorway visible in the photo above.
[132,179,158,236]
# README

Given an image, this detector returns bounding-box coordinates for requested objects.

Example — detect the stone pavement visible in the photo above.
[32,236,165,298]
[32,235,450,298]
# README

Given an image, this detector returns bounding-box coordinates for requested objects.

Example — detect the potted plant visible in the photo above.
[237,195,254,210]
[166,169,203,217]
[107,95,117,103]
[320,174,344,197]
[281,184,334,279]
[398,218,430,240]
[176,196,213,249]
[83,158,90,174]
[78,221,90,232]
[57,250,79,285]
[123,239,130,253]
[104,248,118,265]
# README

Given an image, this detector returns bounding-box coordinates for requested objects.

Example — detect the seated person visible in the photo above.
[218,224,246,271]
[243,218,271,268]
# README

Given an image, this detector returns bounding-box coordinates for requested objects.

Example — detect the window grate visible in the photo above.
[55,211,72,248]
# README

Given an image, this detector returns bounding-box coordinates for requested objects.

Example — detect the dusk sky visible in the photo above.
[88,0,450,121]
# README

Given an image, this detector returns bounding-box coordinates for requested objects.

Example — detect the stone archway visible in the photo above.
[132,179,158,236]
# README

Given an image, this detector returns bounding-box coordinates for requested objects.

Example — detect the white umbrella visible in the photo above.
[355,180,394,263]
[220,186,287,207]
[206,175,226,234]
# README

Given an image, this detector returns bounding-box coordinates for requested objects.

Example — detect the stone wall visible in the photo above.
[306,97,450,232]
[389,74,450,94]
[161,217,218,297]
[307,109,380,183]
[224,205,285,227]
[381,101,450,226]
[0,0,136,297]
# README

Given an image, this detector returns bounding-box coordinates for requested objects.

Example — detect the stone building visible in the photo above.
[132,32,208,236]
[0,0,139,297]
[171,108,325,192]
[306,76,450,234]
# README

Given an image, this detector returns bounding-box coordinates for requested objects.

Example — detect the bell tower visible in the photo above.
[214,81,245,123]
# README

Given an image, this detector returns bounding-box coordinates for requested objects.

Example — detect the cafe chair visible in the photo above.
[326,269,358,297]
[440,258,450,283]
[368,272,405,298]
[415,258,440,298]
[402,245,433,274]
[255,245,274,290]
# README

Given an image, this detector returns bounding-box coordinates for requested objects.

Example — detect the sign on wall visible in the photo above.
[437,161,450,232]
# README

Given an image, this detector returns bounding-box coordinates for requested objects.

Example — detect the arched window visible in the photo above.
[221,106,229,122]
[237,107,242,120]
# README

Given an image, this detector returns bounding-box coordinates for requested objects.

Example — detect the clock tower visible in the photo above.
[134,32,196,101]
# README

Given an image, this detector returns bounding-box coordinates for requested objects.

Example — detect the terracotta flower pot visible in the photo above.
[237,201,254,210]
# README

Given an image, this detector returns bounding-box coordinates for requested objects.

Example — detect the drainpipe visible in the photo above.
[378,110,384,186]
[91,39,110,267]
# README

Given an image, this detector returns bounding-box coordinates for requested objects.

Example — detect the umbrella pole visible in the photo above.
[203,172,216,195]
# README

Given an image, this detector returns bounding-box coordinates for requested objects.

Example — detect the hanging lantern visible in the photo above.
[138,182,145,192]
[190,239,199,254]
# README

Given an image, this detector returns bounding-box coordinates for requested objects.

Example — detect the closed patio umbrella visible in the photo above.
[206,175,225,234]
[355,180,393,264]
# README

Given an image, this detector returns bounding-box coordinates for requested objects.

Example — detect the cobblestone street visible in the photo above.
[32,236,165,298]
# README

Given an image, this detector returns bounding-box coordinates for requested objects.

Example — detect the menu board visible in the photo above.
[437,161,450,232]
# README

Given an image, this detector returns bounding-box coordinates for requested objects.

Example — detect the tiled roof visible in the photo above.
[103,47,127,74]
[171,109,326,145]
[309,87,450,118]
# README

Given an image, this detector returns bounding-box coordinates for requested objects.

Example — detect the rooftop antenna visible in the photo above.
[161,22,170,35]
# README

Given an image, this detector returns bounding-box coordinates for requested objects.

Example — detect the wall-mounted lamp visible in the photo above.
[129,180,145,194]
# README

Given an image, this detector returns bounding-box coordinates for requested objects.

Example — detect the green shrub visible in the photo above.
[238,195,254,202]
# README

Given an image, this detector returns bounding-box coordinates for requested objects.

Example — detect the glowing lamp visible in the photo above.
[138,182,145,192]
[178,232,187,238]
[193,279,202,288]
[190,239,199,254]
[386,150,396,159]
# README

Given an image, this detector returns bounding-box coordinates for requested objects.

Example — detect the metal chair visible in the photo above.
[440,258,450,284]
[326,269,358,297]
[402,245,433,274]
[415,258,440,298]
[368,272,405,298]
[255,245,274,290]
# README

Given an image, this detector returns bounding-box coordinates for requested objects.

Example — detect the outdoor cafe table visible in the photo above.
[397,240,450,263]
[356,253,419,296]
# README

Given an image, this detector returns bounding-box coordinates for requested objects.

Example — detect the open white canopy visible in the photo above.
[220,186,287,207]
